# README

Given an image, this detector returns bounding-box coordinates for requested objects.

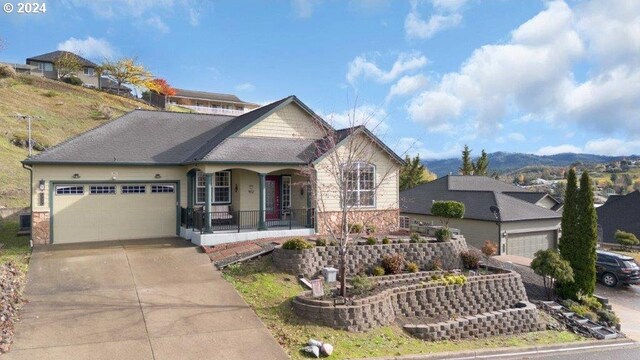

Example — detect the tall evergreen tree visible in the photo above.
[558,168,578,298]
[459,145,474,175]
[474,149,489,176]
[400,155,436,190]
[575,171,597,295]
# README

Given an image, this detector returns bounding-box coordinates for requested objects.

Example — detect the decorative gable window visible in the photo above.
[344,162,375,207]
[196,171,231,204]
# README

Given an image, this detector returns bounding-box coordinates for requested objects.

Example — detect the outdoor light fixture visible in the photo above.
[38,179,45,191]
[72,173,80,179]
[155,173,161,179]
[234,184,238,193]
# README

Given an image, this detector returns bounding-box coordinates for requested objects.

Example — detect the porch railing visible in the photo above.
[180,207,315,233]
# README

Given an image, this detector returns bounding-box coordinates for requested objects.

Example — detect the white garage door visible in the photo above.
[52,183,177,244]
[507,231,556,258]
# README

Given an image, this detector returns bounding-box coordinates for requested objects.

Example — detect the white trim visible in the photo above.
[343,162,376,208]
[195,170,231,204]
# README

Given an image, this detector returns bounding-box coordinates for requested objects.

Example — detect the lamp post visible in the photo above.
[490,205,503,255]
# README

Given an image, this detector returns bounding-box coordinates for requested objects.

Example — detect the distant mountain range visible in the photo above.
[424,152,638,177]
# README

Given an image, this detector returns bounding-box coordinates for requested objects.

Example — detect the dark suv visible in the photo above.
[596,250,640,287]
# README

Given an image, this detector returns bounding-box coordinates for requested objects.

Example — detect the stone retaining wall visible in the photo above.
[404,302,541,341]
[273,238,467,277]
[292,270,532,332]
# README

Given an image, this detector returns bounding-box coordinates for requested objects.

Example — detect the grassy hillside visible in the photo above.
[0,74,154,208]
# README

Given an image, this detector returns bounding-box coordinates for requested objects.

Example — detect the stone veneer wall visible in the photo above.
[292,270,534,332]
[31,211,50,245]
[316,209,399,235]
[403,302,541,341]
[273,238,467,277]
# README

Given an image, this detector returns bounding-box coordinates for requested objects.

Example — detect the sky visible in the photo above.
[1,0,639,160]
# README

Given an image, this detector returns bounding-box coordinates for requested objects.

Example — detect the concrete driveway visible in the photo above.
[7,238,288,360]
[595,283,640,341]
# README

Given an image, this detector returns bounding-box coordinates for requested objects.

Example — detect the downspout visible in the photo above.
[22,163,33,248]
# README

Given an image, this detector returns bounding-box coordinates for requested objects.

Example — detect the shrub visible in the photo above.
[315,238,327,247]
[62,76,83,86]
[349,223,363,234]
[365,237,377,245]
[282,238,313,250]
[430,201,465,229]
[569,304,598,321]
[17,73,33,84]
[577,291,602,311]
[381,253,405,275]
[531,249,574,301]
[372,266,385,276]
[366,224,376,234]
[460,251,480,270]
[329,240,338,247]
[434,273,467,286]
[426,259,443,271]
[615,230,639,251]
[350,275,373,295]
[406,262,419,273]
[382,236,391,245]
[0,64,17,78]
[481,240,498,257]
[41,90,58,97]
[435,228,451,242]
[596,309,620,327]
[409,232,421,243]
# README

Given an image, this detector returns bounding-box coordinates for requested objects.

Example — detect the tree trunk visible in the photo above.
[339,246,346,296]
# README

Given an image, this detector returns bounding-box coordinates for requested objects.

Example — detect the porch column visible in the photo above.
[204,173,213,233]
[258,173,267,230]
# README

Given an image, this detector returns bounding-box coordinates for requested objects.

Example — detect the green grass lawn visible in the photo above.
[222,257,584,359]
[0,220,32,272]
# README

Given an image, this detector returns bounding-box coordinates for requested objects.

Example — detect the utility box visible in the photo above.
[322,267,338,283]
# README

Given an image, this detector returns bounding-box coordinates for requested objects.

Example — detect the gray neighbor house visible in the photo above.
[400,175,563,258]
[26,50,99,87]
[597,191,640,244]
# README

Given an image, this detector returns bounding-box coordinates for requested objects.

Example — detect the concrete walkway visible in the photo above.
[7,238,288,360]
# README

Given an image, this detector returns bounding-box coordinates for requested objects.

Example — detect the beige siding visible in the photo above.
[314,133,400,213]
[31,165,189,210]
[402,214,499,249]
[239,103,325,139]
[229,168,308,211]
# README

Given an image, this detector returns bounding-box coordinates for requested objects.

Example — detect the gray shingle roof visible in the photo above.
[26,51,97,67]
[400,175,562,222]
[202,137,317,164]
[502,191,547,204]
[172,89,245,103]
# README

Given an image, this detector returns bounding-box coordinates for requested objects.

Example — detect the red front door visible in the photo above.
[265,176,280,220]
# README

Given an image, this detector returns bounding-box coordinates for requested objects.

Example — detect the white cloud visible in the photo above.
[507,132,526,142]
[347,52,428,85]
[57,36,116,60]
[535,144,582,156]
[235,82,255,92]
[406,90,461,132]
[322,105,389,134]
[146,15,170,33]
[292,0,321,18]
[584,138,640,156]
[188,7,200,26]
[396,137,462,160]
[405,0,467,39]
[386,74,428,101]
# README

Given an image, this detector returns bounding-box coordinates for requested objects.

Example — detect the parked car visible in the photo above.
[596,250,640,287]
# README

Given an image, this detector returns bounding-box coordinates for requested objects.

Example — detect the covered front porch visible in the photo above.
[179,166,316,246]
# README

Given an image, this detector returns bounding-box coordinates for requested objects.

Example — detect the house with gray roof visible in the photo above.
[597,191,640,244]
[26,50,99,87]
[23,96,403,246]
[400,175,562,258]
[162,88,260,115]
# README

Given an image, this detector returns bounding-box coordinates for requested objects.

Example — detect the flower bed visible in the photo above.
[273,238,467,277]
[292,267,535,332]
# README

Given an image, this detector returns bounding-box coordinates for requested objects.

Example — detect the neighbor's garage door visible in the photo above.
[506,231,556,258]
[52,183,177,244]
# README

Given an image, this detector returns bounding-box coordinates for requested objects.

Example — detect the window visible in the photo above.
[44,63,53,71]
[196,171,231,204]
[90,185,116,195]
[399,216,410,229]
[344,162,375,207]
[282,176,291,209]
[55,185,84,195]
[152,184,175,193]
[122,185,146,194]
[84,67,94,76]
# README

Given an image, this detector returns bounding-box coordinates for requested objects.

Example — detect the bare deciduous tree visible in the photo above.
[300,107,403,297]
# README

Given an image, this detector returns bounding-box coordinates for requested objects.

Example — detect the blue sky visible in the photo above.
[1,0,639,159]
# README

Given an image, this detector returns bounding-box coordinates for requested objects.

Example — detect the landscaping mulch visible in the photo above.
[0,262,25,353]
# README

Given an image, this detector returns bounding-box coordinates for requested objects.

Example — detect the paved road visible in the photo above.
[595,283,640,341]
[497,343,640,360]
[7,238,288,360]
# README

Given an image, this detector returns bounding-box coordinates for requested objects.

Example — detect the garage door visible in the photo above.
[52,183,177,243]
[506,231,556,258]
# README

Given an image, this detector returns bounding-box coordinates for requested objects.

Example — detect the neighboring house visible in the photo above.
[597,191,640,244]
[25,50,99,87]
[23,96,402,246]
[100,77,132,96]
[163,88,260,115]
[400,176,563,257]
[0,62,41,75]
